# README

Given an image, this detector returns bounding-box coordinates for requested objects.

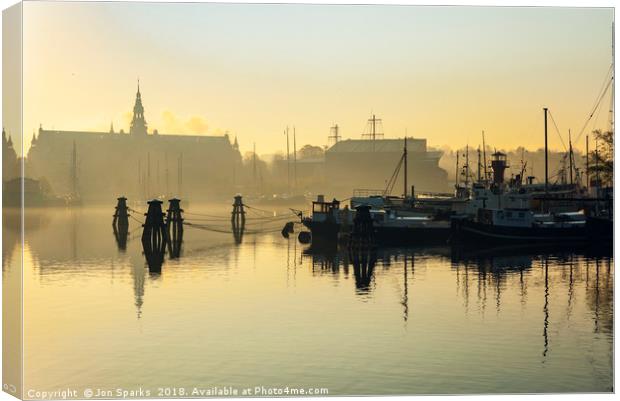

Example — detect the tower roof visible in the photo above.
[130,79,148,136]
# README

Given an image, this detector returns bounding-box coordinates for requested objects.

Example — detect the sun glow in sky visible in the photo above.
[19,2,613,155]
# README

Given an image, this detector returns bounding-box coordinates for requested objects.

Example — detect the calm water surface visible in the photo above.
[4,205,613,395]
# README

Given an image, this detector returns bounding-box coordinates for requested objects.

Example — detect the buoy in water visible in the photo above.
[281,221,295,238]
[298,231,311,244]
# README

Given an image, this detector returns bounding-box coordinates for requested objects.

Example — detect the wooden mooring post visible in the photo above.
[112,196,129,229]
[231,195,246,229]
[112,196,129,251]
[231,195,246,244]
[166,198,184,258]
[348,205,376,291]
[142,199,167,258]
[348,205,375,251]
[142,199,167,274]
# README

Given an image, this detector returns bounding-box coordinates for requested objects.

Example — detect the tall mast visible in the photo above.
[568,129,574,185]
[595,136,600,184]
[544,108,549,194]
[477,146,482,182]
[403,135,408,198]
[464,145,470,188]
[482,130,488,182]
[586,135,590,188]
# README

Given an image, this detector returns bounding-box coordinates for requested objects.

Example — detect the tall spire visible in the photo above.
[130,79,148,136]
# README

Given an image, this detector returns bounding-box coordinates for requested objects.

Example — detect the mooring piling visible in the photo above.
[230,195,246,244]
[142,199,167,253]
[166,198,184,258]
[348,205,375,251]
[231,195,246,229]
[112,196,130,251]
[113,196,129,229]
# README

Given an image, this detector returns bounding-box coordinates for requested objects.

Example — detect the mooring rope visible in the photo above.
[128,214,144,225]
[183,221,285,235]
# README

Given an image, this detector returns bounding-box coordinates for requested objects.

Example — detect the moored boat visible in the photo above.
[302,195,451,245]
[450,207,610,245]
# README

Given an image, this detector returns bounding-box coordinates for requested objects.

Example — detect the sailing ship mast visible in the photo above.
[568,129,574,185]
[477,146,482,182]
[403,135,408,198]
[464,145,470,188]
[482,131,488,183]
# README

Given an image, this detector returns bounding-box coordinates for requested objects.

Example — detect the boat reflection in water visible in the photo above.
[305,241,613,337]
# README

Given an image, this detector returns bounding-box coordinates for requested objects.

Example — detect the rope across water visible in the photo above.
[126,202,307,235]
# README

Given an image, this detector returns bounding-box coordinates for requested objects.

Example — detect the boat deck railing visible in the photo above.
[353,189,386,197]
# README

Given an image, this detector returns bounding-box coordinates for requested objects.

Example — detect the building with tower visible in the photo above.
[26,83,242,203]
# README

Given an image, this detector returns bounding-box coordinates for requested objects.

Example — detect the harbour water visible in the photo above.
[4,206,613,395]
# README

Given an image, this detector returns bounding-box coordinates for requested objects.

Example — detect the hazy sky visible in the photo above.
[21,2,613,155]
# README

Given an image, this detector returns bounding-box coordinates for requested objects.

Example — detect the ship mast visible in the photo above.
[568,129,574,185]
[403,135,408,198]
[477,146,482,182]
[464,145,470,188]
[482,131,488,183]
[544,107,549,194]
[586,135,589,188]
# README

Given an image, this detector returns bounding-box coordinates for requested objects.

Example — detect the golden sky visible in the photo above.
[18,2,614,156]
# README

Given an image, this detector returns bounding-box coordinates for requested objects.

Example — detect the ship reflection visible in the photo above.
[304,242,613,341]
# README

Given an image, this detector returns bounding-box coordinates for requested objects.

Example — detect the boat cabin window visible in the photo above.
[313,202,337,214]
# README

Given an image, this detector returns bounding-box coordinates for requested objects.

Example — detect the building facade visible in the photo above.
[324,138,448,196]
[26,84,242,203]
